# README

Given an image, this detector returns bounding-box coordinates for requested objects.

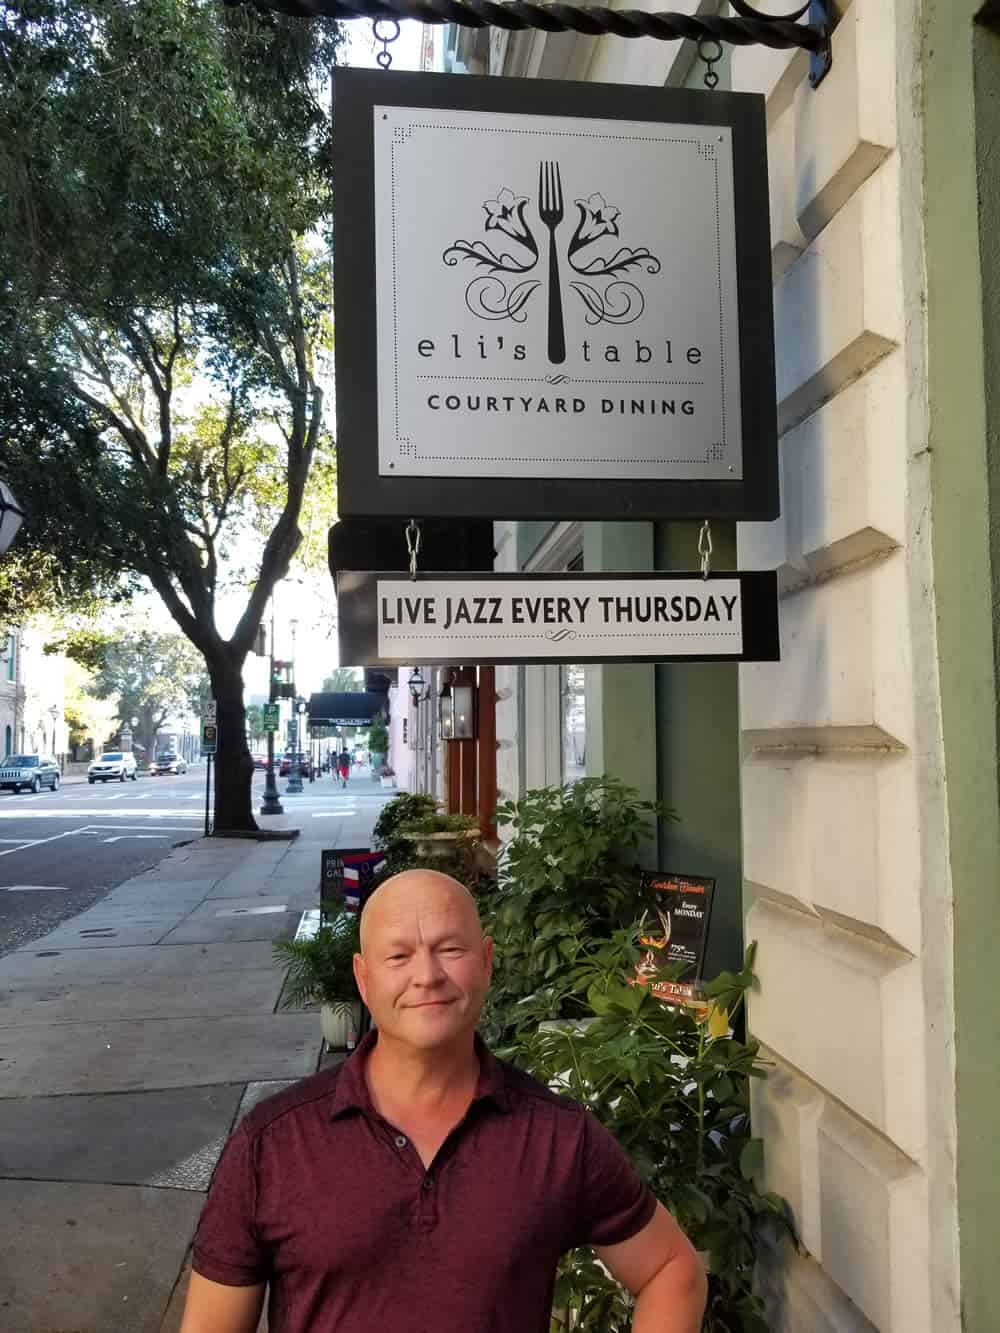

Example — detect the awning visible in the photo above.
[307,691,388,727]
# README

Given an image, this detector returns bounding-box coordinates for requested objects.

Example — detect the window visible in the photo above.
[6,635,15,683]
[560,664,587,784]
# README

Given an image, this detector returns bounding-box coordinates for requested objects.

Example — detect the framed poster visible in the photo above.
[333,69,778,521]
[335,569,779,667]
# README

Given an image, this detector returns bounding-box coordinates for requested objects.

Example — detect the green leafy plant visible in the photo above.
[372,792,440,848]
[480,777,676,1045]
[368,713,389,763]
[272,902,360,1012]
[508,945,793,1333]
[484,780,793,1332]
[399,813,480,837]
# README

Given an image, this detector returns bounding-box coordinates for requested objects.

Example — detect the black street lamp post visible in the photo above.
[260,601,284,816]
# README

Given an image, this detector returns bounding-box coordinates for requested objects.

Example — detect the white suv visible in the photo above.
[88,751,138,783]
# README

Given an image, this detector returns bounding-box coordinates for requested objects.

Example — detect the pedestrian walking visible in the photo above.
[337,747,351,788]
[180,870,707,1333]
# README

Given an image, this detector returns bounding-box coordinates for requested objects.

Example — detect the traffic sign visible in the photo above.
[201,721,218,755]
[203,699,217,723]
[262,703,279,732]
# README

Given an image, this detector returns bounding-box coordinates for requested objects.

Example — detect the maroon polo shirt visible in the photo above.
[193,1032,656,1332]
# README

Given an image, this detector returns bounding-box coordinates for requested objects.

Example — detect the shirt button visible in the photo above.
[422,1176,433,1190]
[394,1135,407,1148]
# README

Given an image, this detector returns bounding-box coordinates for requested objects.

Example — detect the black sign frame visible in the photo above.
[336,569,778,667]
[333,68,778,523]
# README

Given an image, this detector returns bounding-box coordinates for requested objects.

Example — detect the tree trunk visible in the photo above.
[207,653,255,833]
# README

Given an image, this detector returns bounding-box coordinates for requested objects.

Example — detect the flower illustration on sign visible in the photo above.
[442,164,661,362]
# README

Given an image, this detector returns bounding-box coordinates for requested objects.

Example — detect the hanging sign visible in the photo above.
[336,570,778,667]
[334,69,777,521]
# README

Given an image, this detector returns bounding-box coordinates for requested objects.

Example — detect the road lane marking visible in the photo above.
[0,808,201,819]
[312,811,358,818]
[0,828,86,858]
[4,884,71,891]
[102,834,170,843]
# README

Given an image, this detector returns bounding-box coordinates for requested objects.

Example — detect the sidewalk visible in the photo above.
[0,777,394,1332]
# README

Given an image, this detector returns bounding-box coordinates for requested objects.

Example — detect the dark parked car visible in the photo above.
[0,754,60,793]
[278,753,311,778]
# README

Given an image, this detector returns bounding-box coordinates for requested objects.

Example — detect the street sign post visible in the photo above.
[262,703,279,732]
[201,721,218,755]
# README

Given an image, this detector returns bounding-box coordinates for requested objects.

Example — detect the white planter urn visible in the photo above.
[321,1001,361,1051]
[380,776,396,789]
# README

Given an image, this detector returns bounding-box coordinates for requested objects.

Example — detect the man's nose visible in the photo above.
[411,949,446,986]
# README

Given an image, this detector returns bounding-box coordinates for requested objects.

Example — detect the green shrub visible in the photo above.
[272,902,360,1011]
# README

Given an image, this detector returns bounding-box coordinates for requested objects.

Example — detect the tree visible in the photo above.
[62,629,208,758]
[321,668,364,694]
[0,1,343,829]
[245,704,266,745]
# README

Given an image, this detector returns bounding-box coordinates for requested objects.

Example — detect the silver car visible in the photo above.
[0,754,60,794]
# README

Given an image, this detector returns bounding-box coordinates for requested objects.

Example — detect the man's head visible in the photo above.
[354,870,493,1052]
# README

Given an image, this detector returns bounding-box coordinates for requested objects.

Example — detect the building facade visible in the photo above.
[417,4,1000,1330]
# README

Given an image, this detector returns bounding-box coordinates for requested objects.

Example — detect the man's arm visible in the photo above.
[595,1201,707,1333]
[178,1272,266,1333]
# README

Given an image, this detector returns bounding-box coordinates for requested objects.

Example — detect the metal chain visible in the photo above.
[405,518,421,581]
[233,1,829,56]
[698,519,713,580]
[697,36,722,89]
[372,17,401,67]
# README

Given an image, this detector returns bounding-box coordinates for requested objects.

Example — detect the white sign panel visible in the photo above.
[374,105,742,482]
[203,699,217,723]
[376,577,743,661]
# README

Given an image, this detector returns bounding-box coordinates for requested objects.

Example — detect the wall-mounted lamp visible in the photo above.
[0,481,26,555]
[408,667,428,704]
[438,671,454,739]
[439,670,476,741]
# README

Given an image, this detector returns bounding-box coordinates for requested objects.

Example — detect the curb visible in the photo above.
[210,828,301,841]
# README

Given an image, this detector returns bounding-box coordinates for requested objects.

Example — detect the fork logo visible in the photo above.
[442,160,662,365]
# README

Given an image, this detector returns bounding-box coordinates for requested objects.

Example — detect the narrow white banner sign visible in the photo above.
[376,577,743,660]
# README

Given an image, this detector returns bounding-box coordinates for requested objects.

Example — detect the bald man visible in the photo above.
[181,870,706,1333]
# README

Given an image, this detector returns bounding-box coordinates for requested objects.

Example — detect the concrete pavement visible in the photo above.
[0,773,395,1332]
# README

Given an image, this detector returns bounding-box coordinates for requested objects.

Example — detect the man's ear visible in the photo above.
[482,936,495,976]
[353,953,368,1005]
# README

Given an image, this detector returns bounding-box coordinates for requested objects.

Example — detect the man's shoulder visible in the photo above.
[238,1061,346,1139]
[495,1053,589,1123]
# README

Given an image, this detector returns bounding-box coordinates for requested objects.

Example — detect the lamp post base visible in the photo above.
[260,793,285,815]
[285,773,304,794]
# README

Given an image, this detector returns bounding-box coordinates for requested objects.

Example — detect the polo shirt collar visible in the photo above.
[329,1030,509,1120]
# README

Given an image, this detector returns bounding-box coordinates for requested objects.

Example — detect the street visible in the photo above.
[0,766,375,957]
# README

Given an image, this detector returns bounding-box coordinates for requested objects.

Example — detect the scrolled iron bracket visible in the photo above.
[236,0,833,87]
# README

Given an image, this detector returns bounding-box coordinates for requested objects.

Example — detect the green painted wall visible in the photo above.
[583,523,659,866]
[653,521,743,977]
[923,6,1000,1329]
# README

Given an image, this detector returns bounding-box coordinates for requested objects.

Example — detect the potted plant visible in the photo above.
[272,904,362,1050]
[380,765,396,790]
[397,811,480,861]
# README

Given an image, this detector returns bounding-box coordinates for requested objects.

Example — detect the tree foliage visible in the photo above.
[321,668,364,693]
[0,0,345,827]
[55,627,208,755]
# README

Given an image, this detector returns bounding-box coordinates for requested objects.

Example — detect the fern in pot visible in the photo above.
[273,903,362,1050]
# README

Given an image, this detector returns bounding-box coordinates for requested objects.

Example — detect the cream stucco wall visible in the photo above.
[732,5,960,1330]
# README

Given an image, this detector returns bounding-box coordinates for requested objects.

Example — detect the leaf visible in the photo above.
[708,1003,730,1038]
